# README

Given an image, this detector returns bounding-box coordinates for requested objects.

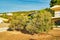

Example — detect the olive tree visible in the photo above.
[8,10,53,34]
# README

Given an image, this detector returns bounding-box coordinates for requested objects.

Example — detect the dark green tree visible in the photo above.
[50,0,60,7]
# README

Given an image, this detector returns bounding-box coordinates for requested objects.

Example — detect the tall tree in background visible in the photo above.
[50,0,60,7]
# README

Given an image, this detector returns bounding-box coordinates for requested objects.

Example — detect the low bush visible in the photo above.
[8,10,53,34]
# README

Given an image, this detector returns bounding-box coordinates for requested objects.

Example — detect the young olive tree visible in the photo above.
[26,10,53,34]
[8,10,53,34]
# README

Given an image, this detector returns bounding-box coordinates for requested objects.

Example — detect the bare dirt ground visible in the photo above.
[48,28,60,40]
[0,31,55,40]
[48,28,60,36]
[0,23,60,40]
[0,28,60,40]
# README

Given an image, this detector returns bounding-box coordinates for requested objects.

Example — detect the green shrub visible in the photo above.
[8,10,53,34]
[26,10,53,33]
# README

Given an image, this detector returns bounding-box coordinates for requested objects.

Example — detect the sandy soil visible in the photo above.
[0,31,54,40]
[0,28,60,40]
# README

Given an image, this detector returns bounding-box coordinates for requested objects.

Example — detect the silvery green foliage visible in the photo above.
[9,10,53,34]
